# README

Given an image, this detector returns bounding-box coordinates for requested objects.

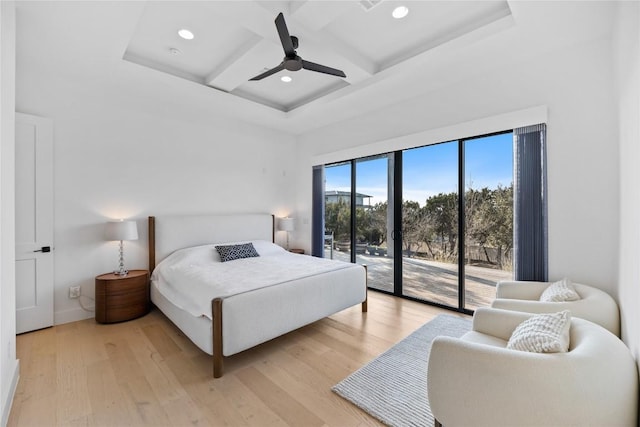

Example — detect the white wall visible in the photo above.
[615,1,640,362]
[0,2,18,425]
[16,65,297,324]
[295,35,620,296]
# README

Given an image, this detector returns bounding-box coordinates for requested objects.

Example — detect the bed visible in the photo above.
[147,213,367,378]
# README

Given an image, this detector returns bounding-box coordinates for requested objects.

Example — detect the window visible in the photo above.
[314,126,545,313]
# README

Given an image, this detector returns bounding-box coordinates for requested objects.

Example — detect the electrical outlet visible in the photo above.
[69,286,81,299]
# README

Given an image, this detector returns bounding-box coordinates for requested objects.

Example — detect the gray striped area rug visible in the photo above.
[332,314,472,427]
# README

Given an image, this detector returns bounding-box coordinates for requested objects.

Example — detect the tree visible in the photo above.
[324,183,513,270]
[465,187,493,263]
[464,184,513,269]
[324,199,350,243]
[486,184,513,269]
[401,200,423,256]
[368,202,388,246]
[424,192,458,258]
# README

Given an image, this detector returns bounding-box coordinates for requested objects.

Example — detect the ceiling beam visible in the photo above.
[290,1,376,80]
[201,1,375,86]
[289,0,357,32]
[206,37,280,92]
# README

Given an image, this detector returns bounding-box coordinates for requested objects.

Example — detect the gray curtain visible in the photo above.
[513,123,548,281]
[311,166,325,257]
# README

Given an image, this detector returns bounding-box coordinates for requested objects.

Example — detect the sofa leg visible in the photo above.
[434,419,442,427]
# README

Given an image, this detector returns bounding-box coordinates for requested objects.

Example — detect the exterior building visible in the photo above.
[325,190,372,208]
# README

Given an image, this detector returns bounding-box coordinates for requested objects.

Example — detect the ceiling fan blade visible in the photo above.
[249,63,285,81]
[301,60,346,78]
[275,13,296,57]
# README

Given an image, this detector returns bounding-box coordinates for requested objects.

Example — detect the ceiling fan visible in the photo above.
[249,12,346,81]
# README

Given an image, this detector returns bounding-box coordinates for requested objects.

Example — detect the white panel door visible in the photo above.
[15,113,54,334]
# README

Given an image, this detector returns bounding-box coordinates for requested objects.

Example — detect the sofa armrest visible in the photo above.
[491,298,579,313]
[428,336,577,426]
[491,296,621,337]
[471,307,539,341]
[427,326,638,426]
[495,280,549,299]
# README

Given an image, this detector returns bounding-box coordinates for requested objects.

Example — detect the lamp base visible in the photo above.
[114,240,129,276]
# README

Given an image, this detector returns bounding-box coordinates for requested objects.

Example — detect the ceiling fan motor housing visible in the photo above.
[284,56,303,71]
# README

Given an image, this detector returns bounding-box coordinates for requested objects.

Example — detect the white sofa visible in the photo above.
[427,307,638,427]
[491,280,620,336]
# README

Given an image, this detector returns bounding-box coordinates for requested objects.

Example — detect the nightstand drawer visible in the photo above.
[95,270,149,323]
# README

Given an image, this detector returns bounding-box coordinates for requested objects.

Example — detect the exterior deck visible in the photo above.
[330,250,511,310]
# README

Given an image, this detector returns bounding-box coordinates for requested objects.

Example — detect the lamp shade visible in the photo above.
[104,220,138,241]
[279,217,294,232]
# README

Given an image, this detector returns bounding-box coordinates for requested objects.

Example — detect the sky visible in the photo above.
[325,132,513,206]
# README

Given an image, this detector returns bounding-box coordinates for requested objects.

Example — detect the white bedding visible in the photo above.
[151,240,355,319]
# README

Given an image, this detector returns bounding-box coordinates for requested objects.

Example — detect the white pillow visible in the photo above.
[539,278,580,302]
[251,240,287,256]
[507,310,571,353]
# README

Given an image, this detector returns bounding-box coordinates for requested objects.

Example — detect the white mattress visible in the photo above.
[150,241,366,356]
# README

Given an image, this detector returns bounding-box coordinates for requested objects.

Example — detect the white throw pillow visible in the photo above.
[507,310,571,353]
[539,278,580,302]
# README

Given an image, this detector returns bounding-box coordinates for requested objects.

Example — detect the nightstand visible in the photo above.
[289,248,304,254]
[95,270,150,324]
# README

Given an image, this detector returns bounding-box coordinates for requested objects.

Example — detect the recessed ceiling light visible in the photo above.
[392,6,409,19]
[281,76,292,83]
[178,29,194,40]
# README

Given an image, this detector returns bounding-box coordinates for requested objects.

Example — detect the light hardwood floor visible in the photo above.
[8,292,465,427]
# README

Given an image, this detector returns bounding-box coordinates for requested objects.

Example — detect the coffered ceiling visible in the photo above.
[15,1,617,135]
[122,1,512,112]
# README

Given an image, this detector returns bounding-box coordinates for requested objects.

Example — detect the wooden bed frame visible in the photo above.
[148,214,367,378]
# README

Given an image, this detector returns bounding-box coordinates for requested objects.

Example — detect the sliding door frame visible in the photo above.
[458,139,466,311]
[393,151,403,296]
[320,129,513,315]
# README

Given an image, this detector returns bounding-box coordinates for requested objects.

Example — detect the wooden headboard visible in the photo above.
[148,213,275,271]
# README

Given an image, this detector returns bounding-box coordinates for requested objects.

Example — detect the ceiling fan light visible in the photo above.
[392,6,409,19]
[178,28,194,40]
[281,76,292,83]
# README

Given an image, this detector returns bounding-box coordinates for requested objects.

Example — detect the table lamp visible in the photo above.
[104,220,138,276]
[279,217,294,250]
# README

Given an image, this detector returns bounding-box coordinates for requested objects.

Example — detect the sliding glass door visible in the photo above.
[401,142,459,306]
[463,133,513,310]
[323,162,352,262]
[318,130,515,313]
[355,155,393,292]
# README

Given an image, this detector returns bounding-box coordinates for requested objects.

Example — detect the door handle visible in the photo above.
[33,246,51,253]
[391,230,402,240]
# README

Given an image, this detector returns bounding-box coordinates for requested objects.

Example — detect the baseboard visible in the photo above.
[1,359,19,427]
[54,307,94,325]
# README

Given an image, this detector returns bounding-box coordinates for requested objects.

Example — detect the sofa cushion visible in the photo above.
[539,278,581,302]
[507,310,571,353]
[461,331,509,348]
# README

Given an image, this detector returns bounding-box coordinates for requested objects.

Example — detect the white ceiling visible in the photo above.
[122,1,511,112]
[15,1,616,136]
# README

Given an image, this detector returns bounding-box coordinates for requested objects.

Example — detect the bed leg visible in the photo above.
[362,265,368,312]
[212,298,223,378]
